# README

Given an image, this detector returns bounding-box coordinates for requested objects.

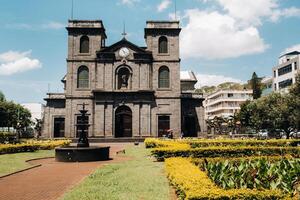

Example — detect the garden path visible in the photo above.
[0,143,130,200]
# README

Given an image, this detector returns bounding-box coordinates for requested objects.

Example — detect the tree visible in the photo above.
[0,101,32,133]
[0,91,5,102]
[34,118,43,138]
[287,73,300,133]
[238,92,299,139]
[250,72,262,99]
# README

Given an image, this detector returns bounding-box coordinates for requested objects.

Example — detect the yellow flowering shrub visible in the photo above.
[144,138,189,149]
[0,139,71,154]
[145,138,300,149]
[22,139,71,150]
[165,157,290,200]
[188,138,300,148]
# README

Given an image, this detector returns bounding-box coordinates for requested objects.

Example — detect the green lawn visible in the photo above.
[62,145,171,200]
[0,150,54,176]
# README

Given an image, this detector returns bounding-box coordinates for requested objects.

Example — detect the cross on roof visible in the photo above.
[122,21,127,38]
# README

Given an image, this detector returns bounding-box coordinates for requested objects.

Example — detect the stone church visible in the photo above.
[42,20,206,139]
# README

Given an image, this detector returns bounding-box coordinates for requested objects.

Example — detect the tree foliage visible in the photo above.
[0,101,32,131]
[238,74,300,138]
[250,72,262,99]
[0,91,5,102]
[206,114,241,135]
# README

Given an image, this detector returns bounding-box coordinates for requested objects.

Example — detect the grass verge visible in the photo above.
[62,145,170,200]
[0,150,54,176]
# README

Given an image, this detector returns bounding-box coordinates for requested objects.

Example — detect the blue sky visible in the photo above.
[0,0,300,103]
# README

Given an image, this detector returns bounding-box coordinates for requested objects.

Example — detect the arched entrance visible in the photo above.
[115,106,132,137]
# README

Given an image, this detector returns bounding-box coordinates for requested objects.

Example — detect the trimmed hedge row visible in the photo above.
[188,139,300,148]
[0,140,71,154]
[144,138,188,148]
[165,157,289,200]
[144,138,300,149]
[151,146,300,161]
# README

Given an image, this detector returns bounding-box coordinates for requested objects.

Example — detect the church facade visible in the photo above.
[42,20,206,139]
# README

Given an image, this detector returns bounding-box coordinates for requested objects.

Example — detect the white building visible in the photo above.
[273,51,300,92]
[21,103,44,122]
[261,76,273,96]
[204,90,253,119]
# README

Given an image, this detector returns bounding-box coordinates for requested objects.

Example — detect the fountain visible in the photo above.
[55,103,110,162]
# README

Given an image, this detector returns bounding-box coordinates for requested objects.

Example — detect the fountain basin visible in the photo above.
[55,146,110,162]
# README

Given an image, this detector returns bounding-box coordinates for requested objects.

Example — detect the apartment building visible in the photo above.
[273,51,300,92]
[261,76,273,96]
[204,90,253,119]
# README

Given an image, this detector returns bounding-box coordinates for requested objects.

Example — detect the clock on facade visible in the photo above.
[119,47,130,58]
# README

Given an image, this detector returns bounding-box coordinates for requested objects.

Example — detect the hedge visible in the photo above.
[144,138,300,149]
[188,139,300,148]
[0,139,71,154]
[144,138,189,148]
[165,157,290,200]
[151,146,300,161]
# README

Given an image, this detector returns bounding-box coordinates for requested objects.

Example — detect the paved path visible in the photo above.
[0,143,130,200]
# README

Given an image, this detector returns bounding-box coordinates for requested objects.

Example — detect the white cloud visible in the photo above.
[41,22,65,30]
[281,43,300,55]
[217,0,277,26]
[168,11,182,20]
[195,73,243,88]
[119,0,140,6]
[0,50,42,76]
[270,7,300,22]
[157,0,172,12]
[180,9,268,59]
[217,0,300,25]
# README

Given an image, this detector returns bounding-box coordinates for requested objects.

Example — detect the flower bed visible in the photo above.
[0,139,71,154]
[165,157,288,200]
[195,157,300,197]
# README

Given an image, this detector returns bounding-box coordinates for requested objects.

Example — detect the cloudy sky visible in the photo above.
[1,0,300,103]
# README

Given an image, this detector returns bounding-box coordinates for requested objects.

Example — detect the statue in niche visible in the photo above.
[121,74,128,88]
[118,67,130,89]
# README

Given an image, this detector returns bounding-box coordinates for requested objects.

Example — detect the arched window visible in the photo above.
[77,66,89,88]
[80,36,89,53]
[158,36,168,54]
[158,66,170,88]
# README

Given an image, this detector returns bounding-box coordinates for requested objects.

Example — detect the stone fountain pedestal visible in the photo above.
[55,103,110,162]
[55,146,110,162]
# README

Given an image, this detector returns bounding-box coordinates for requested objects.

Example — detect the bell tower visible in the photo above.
[144,21,181,61]
[66,20,107,59]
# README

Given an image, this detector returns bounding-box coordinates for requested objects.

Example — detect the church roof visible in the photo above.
[98,37,151,54]
[180,71,197,82]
